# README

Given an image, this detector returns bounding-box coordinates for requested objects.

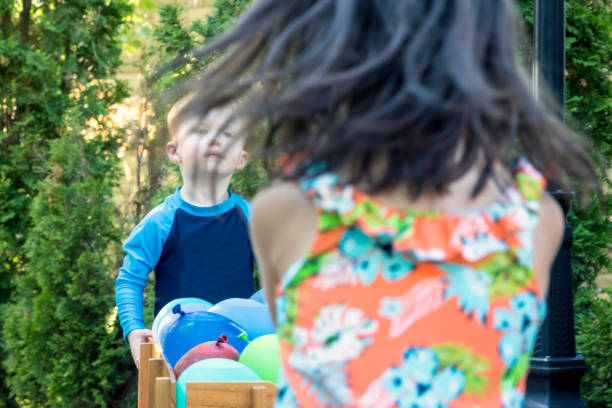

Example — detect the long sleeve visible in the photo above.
[115,202,175,341]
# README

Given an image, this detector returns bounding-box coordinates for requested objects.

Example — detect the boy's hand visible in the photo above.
[127,328,153,369]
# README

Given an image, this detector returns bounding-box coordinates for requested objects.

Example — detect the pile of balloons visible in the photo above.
[151,289,281,408]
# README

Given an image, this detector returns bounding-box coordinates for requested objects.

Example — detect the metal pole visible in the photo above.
[532,0,565,108]
[526,1,587,407]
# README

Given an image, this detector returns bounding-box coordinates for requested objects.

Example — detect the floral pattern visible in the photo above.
[450,215,509,262]
[442,263,492,323]
[339,228,415,285]
[358,345,484,408]
[386,353,463,406]
[275,158,548,407]
[502,387,525,408]
[494,292,546,368]
[380,278,446,339]
[286,305,378,406]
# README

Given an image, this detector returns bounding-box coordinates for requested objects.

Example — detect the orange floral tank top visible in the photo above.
[274,159,547,408]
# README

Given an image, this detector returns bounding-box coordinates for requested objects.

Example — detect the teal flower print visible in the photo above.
[511,292,546,352]
[287,305,378,406]
[300,173,355,214]
[487,202,510,222]
[382,250,415,281]
[378,347,466,407]
[515,217,538,268]
[275,295,289,328]
[501,386,524,408]
[442,264,492,323]
[288,348,354,406]
[498,331,523,369]
[516,246,534,269]
[339,228,414,285]
[340,228,372,257]
[354,249,383,285]
[494,292,546,368]
[382,366,418,402]
[379,297,403,319]
[403,348,438,384]
[275,366,299,408]
[429,366,466,403]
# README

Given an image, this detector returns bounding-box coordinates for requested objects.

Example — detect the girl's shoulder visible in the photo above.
[251,181,314,223]
[250,181,318,276]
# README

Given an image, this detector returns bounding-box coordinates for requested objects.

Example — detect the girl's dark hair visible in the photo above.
[162,0,599,198]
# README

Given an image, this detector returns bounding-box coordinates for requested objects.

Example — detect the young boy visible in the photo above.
[115,95,253,368]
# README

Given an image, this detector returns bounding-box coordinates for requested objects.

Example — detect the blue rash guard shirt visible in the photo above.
[115,187,254,340]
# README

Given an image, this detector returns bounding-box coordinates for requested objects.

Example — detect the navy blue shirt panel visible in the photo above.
[154,206,254,315]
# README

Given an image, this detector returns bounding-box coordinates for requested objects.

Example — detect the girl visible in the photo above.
[171,0,599,406]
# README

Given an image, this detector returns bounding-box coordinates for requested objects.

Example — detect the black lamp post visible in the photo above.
[525,1,587,407]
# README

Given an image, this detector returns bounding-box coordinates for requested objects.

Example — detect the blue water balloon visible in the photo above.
[162,309,248,367]
[249,288,267,304]
[152,298,212,345]
[208,298,276,341]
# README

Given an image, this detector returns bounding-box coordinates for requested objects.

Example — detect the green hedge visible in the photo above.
[0,1,133,406]
[574,288,612,408]
[3,119,132,407]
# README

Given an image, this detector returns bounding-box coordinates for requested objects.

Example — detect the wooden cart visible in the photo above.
[137,343,277,408]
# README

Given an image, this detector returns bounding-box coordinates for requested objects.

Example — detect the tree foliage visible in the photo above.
[564,0,612,290]
[3,115,131,407]
[0,0,133,406]
[574,288,612,408]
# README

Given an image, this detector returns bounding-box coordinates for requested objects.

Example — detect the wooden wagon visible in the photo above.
[137,343,277,408]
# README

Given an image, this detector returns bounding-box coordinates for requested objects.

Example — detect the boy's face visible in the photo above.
[167,107,248,179]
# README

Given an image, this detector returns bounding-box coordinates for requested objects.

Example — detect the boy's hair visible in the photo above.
[163,0,599,198]
[167,93,199,141]
[167,93,245,142]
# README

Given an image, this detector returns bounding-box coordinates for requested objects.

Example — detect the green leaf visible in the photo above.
[277,286,299,343]
[477,252,533,300]
[501,354,531,390]
[432,343,490,397]
[319,210,342,230]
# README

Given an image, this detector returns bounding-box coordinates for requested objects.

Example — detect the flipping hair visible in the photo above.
[161,0,599,198]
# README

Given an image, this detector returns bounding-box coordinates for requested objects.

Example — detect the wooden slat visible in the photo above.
[138,343,154,408]
[152,343,174,381]
[251,386,267,408]
[170,378,177,408]
[186,382,276,408]
[154,377,171,408]
[148,359,165,407]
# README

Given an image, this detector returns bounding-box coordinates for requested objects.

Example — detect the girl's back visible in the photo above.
[251,158,563,407]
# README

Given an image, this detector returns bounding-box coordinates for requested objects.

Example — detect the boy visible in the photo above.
[115,95,253,368]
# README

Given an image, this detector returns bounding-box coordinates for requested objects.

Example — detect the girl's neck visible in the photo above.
[338,158,512,214]
[180,174,232,207]
[367,173,509,214]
